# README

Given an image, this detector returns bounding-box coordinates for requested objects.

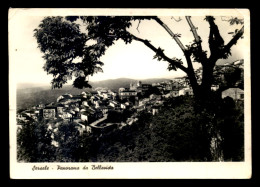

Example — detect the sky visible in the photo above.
[9,9,246,86]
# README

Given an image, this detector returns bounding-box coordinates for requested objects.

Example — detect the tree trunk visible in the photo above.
[192,61,215,102]
[186,70,200,97]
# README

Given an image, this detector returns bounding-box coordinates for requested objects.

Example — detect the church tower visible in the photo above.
[137,81,142,87]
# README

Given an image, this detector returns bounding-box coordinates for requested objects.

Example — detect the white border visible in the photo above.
[9,8,251,179]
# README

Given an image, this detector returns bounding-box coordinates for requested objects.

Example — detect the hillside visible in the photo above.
[16,78,171,110]
[16,85,92,110]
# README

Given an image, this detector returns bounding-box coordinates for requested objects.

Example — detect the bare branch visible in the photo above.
[136,20,141,33]
[153,17,186,52]
[152,16,202,77]
[185,16,200,43]
[185,16,208,67]
[224,26,244,53]
[171,16,182,22]
[130,33,188,73]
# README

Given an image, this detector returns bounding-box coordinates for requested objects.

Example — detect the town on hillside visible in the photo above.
[16,59,244,147]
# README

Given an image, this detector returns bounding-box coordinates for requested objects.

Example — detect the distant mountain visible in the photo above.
[89,78,136,91]
[17,82,50,90]
[16,78,171,110]
[138,78,172,84]
[89,77,171,91]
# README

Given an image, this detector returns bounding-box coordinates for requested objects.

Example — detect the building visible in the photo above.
[80,111,89,122]
[159,82,167,90]
[165,84,172,91]
[109,91,117,100]
[118,89,137,100]
[163,92,172,99]
[152,83,160,87]
[109,100,120,108]
[221,88,244,101]
[171,81,182,90]
[62,111,73,119]
[90,95,100,104]
[140,84,152,92]
[152,107,159,115]
[120,103,127,109]
[53,104,64,117]
[42,106,57,119]
[138,98,150,106]
[179,88,193,96]
[57,94,82,105]
[17,113,31,123]
[81,91,91,98]
[211,85,220,91]
[71,95,82,103]
[97,89,109,98]
[130,81,152,94]
[136,105,145,112]
[171,90,179,97]
[82,100,89,107]
[150,94,160,100]
[130,81,142,90]
[86,125,92,133]
[57,93,73,102]
[99,105,109,114]
[126,117,138,125]
[36,103,45,109]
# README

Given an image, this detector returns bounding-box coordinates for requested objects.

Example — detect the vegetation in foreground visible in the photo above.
[17,95,244,162]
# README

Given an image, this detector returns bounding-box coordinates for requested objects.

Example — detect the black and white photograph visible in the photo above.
[9,8,251,179]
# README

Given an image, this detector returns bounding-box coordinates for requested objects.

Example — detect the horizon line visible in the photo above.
[17,76,185,85]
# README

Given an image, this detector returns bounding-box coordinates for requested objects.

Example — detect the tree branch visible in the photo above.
[185,16,200,43]
[185,16,207,67]
[153,17,186,52]
[136,20,141,33]
[130,34,188,73]
[223,26,244,54]
[171,16,182,22]
[205,16,224,59]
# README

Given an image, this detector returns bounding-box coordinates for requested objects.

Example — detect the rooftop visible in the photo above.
[120,90,137,93]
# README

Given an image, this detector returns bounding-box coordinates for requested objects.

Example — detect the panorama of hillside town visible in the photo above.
[16,59,244,162]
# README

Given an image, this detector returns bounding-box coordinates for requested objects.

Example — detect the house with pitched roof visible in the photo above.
[118,89,137,100]
[43,106,57,119]
[179,87,193,96]
[222,88,244,101]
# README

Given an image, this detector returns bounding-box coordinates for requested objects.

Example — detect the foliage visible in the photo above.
[216,97,244,161]
[53,122,81,161]
[223,67,243,88]
[34,15,244,102]
[34,17,97,89]
[106,110,124,123]
[226,17,244,25]
[17,120,55,162]
[87,96,244,162]
[213,65,244,91]
[150,98,213,161]
[106,109,133,123]
[17,120,94,162]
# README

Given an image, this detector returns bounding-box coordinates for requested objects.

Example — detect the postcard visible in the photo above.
[9,8,251,179]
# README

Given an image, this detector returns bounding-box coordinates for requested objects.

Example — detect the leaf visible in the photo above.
[173,33,181,38]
